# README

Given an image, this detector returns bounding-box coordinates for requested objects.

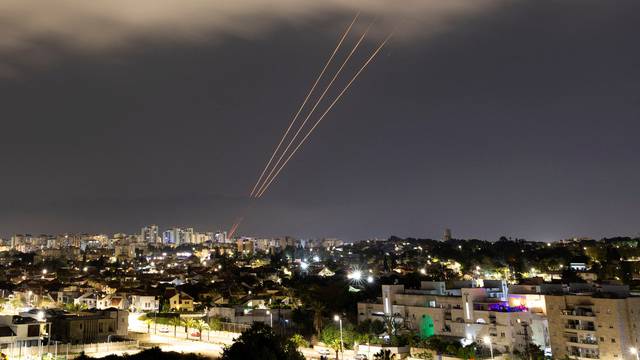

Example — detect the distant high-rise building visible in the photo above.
[183,228,194,244]
[214,231,227,243]
[192,231,213,244]
[163,228,179,245]
[141,225,160,244]
[444,228,452,241]
[163,227,194,246]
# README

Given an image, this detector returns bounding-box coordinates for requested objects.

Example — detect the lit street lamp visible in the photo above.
[266,310,273,327]
[483,336,494,360]
[348,270,362,281]
[334,315,344,360]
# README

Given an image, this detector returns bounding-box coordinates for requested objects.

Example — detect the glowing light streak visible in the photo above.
[249,13,360,198]
[256,33,393,198]
[254,22,373,197]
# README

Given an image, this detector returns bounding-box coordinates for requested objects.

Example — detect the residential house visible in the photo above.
[74,292,98,309]
[129,295,159,313]
[97,294,129,310]
[164,288,194,312]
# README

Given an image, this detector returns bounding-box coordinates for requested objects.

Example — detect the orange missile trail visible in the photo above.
[254,22,374,198]
[227,217,243,239]
[256,33,393,198]
[226,200,256,239]
[248,13,360,198]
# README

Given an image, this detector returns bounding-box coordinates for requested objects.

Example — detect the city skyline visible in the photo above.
[2,0,639,242]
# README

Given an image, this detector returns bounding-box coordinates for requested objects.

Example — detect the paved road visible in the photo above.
[128,314,360,360]
[142,334,225,358]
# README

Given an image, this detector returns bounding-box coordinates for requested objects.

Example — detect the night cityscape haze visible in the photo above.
[0,1,639,360]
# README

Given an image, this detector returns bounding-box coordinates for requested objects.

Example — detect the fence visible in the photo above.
[217,322,251,333]
[2,340,139,359]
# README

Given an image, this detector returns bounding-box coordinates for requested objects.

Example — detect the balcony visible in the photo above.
[565,321,596,332]
[573,355,600,360]
[568,352,599,360]
[562,308,595,320]
[566,340,599,349]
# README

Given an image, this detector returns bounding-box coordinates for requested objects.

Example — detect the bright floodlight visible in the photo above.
[300,262,309,270]
[351,270,362,281]
[631,347,638,355]
[367,276,374,283]
[313,255,320,262]
[37,311,44,321]
[420,268,426,275]
[334,315,340,322]
[483,336,491,344]
[42,269,47,274]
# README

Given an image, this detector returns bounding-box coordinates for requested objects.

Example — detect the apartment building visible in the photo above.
[357,280,538,354]
[546,286,640,360]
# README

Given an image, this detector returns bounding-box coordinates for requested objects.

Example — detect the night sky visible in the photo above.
[1,0,639,242]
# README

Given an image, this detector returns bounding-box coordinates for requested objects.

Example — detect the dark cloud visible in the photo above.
[0,0,498,77]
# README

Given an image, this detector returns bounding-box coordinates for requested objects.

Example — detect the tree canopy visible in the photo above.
[221,323,305,360]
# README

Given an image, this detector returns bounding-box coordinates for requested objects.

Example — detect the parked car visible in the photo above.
[354,355,368,360]
[159,327,169,333]
[190,331,201,338]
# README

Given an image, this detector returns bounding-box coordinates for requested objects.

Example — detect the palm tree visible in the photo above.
[169,317,182,337]
[290,334,309,349]
[64,303,88,315]
[144,319,154,334]
[374,349,396,360]
[310,300,325,338]
[328,338,342,360]
[195,320,210,341]
[183,318,197,338]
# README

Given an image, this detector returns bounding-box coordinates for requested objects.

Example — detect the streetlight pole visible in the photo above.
[266,310,273,327]
[334,315,344,360]
[483,336,494,360]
